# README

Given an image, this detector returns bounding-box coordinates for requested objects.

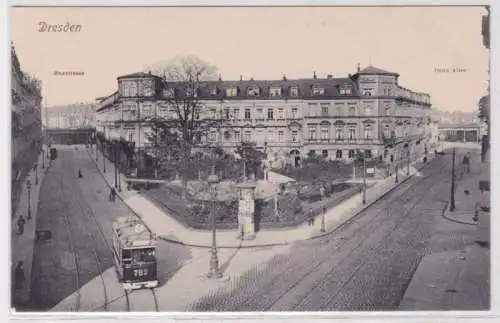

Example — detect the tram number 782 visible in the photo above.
[133,268,149,278]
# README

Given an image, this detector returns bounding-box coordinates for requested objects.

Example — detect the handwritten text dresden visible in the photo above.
[38,21,82,32]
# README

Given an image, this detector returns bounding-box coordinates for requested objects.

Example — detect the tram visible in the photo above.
[112,217,158,290]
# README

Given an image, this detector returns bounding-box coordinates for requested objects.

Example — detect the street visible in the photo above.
[27,147,487,311]
[30,147,191,311]
[190,149,485,311]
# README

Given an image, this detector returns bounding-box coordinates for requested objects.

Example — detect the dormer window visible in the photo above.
[312,85,325,96]
[363,88,374,96]
[340,87,353,95]
[269,86,282,97]
[247,86,260,97]
[226,87,238,97]
[209,87,218,96]
[289,86,299,97]
[163,88,175,98]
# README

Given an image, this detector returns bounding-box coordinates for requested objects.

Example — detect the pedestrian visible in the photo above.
[16,215,26,235]
[308,210,314,226]
[78,169,83,178]
[109,187,116,202]
[14,261,25,291]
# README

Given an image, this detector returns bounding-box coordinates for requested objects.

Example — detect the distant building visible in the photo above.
[45,103,96,129]
[96,65,432,172]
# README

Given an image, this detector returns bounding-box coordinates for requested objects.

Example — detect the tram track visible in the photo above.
[222,156,451,311]
[59,157,110,311]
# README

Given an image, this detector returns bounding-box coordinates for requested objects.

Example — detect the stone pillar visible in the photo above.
[235,181,257,240]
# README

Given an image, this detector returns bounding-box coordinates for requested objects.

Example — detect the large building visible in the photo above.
[11,43,43,211]
[44,103,96,129]
[96,65,431,172]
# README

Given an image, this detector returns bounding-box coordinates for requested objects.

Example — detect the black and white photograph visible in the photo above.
[8,4,491,314]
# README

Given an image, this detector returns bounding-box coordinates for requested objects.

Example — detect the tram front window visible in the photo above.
[130,248,156,263]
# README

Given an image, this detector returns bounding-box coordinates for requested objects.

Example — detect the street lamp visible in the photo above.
[321,207,326,233]
[26,180,32,220]
[406,149,410,176]
[207,147,222,279]
[103,125,106,173]
[114,145,118,189]
[34,163,39,185]
[450,147,456,212]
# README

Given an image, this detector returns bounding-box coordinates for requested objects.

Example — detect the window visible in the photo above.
[309,127,316,139]
[363,88,374,96]
[163,88,175,98]
[226,87,238,97]
[224,131,231,140]
[321,104,329,116]
[224,108,230,119]
[384,125,391,138]
[267,130,274,141]
[291,131,298,142]
[233,108,240,119]
[387,89,391,96]
[243,130,252,142]
[278,130,284,142]
[364,125,373,139]
[364,105,373,116]
[289,86,299,97]
[209,130,217,142]
[269,87,282,97]
[320,126,329,139]
[348,150,355,158]
[335,128,343,140]
[247,87,260,96]
[312,86,325,96]
[291,107,298,118]
[322,150,328,158]
[348,106,356,116]
[267,109,274,120]
[245,108,251,120]
[348,127,356,139]
[340,87,353,95]
[364,150,372,158]
[278,108,284,119]
[185,87,197,98]
[336,149,343,159]
[210,87,218,96]
[234,131,241,142]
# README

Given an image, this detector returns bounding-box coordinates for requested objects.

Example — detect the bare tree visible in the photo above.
[144,56,226,194]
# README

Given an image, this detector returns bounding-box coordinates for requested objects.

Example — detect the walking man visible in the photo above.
[109,187,116,202]
[16,215,26,235]
[14,261,25,291]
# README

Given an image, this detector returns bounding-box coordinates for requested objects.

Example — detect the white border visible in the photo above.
[2,0,498,322]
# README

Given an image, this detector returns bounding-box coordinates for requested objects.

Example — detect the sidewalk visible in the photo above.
[11,148,50,307]
[90,149,436,248]
[399,149,490,310]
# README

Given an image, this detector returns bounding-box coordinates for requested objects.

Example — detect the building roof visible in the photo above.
[117,71,160,80]
[438,123,480,129]
[357,65,400,76]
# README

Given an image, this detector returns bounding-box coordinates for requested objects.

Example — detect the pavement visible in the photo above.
[11,148,49,308]
[90,148,437,248]
[399,147,490,310]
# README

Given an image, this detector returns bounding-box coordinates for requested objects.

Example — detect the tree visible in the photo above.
[235,142,266,180]
[144,56,225,194]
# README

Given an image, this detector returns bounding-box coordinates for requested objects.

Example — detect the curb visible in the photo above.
[88,150,436,249]
[158,157,436,249]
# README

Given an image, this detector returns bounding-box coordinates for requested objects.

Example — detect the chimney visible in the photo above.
[283,75,287,81]
[313,71,317,79]
[327,74,333,79]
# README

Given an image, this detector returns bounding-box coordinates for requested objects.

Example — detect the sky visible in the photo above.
[10,6,489,112]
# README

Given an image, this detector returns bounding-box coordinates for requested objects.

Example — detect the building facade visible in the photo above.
[11,43,43,212]
[96,66,431,171]
[45,103,96,129]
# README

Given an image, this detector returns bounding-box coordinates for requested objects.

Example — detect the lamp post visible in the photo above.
[34,162,39,185]
[103,125,106,173]
[41,145,45,169]
[406,149,410,176]
[450,147,456,212]
[362,152,366,204]
[26,180,32,220]
[207,150,222,279]
[114,145,118,189]
[321,207,326,233]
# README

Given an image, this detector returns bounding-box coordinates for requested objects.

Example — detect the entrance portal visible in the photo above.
[290,149,301,167]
